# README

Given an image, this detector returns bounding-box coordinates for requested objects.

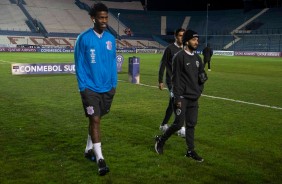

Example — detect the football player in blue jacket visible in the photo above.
[74,2,117,176]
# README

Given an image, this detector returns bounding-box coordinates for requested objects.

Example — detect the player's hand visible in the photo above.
[159,83,164,90]
[109,87,116,95]
[175,101,181,108]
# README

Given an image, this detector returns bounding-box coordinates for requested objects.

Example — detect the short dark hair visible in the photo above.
[174,28,185,36]
[89,3,108,17]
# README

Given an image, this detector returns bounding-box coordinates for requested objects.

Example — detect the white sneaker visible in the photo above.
[208,69,211,71]
[177,127,185,137]
[159,124,169,133]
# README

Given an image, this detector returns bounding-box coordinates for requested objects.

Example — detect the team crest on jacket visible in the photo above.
[106,41,112,50]
[196,60,199,68]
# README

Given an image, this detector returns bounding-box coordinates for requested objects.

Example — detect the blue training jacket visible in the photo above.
[74,28,117,93]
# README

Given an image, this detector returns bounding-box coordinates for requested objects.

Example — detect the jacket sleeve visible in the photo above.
[172,53,182,102]
[197,54,208,88]
[198,54,205,73]
[158,47,169,83]
[74,35,87,91]
[112,39,117,89]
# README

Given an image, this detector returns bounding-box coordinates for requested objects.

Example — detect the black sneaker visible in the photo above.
[155,135,164,154]
[84,149,96,162]
[97,159,110,176]
[185,150,204,162]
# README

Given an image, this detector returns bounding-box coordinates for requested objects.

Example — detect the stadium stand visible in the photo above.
[1,0,11,5]
[24,0,91,34]
[249,8,282,33]
[79,0,144,11]
[0,3,30,31]
[0,0,281,51]
[226,8,282,51]
[108,8,272,50]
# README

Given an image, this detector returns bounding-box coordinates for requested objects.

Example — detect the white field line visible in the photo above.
[118,80,282,110]
[201,94,282,110]
[0,59,14,64]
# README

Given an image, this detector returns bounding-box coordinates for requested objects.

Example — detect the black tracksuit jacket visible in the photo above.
[172,50,205,102]
[158,43,182,89]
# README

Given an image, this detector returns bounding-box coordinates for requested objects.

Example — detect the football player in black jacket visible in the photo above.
[158,28,185,136]
[155,29,207,162]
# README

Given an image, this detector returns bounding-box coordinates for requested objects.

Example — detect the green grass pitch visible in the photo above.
[0,52,281,183]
